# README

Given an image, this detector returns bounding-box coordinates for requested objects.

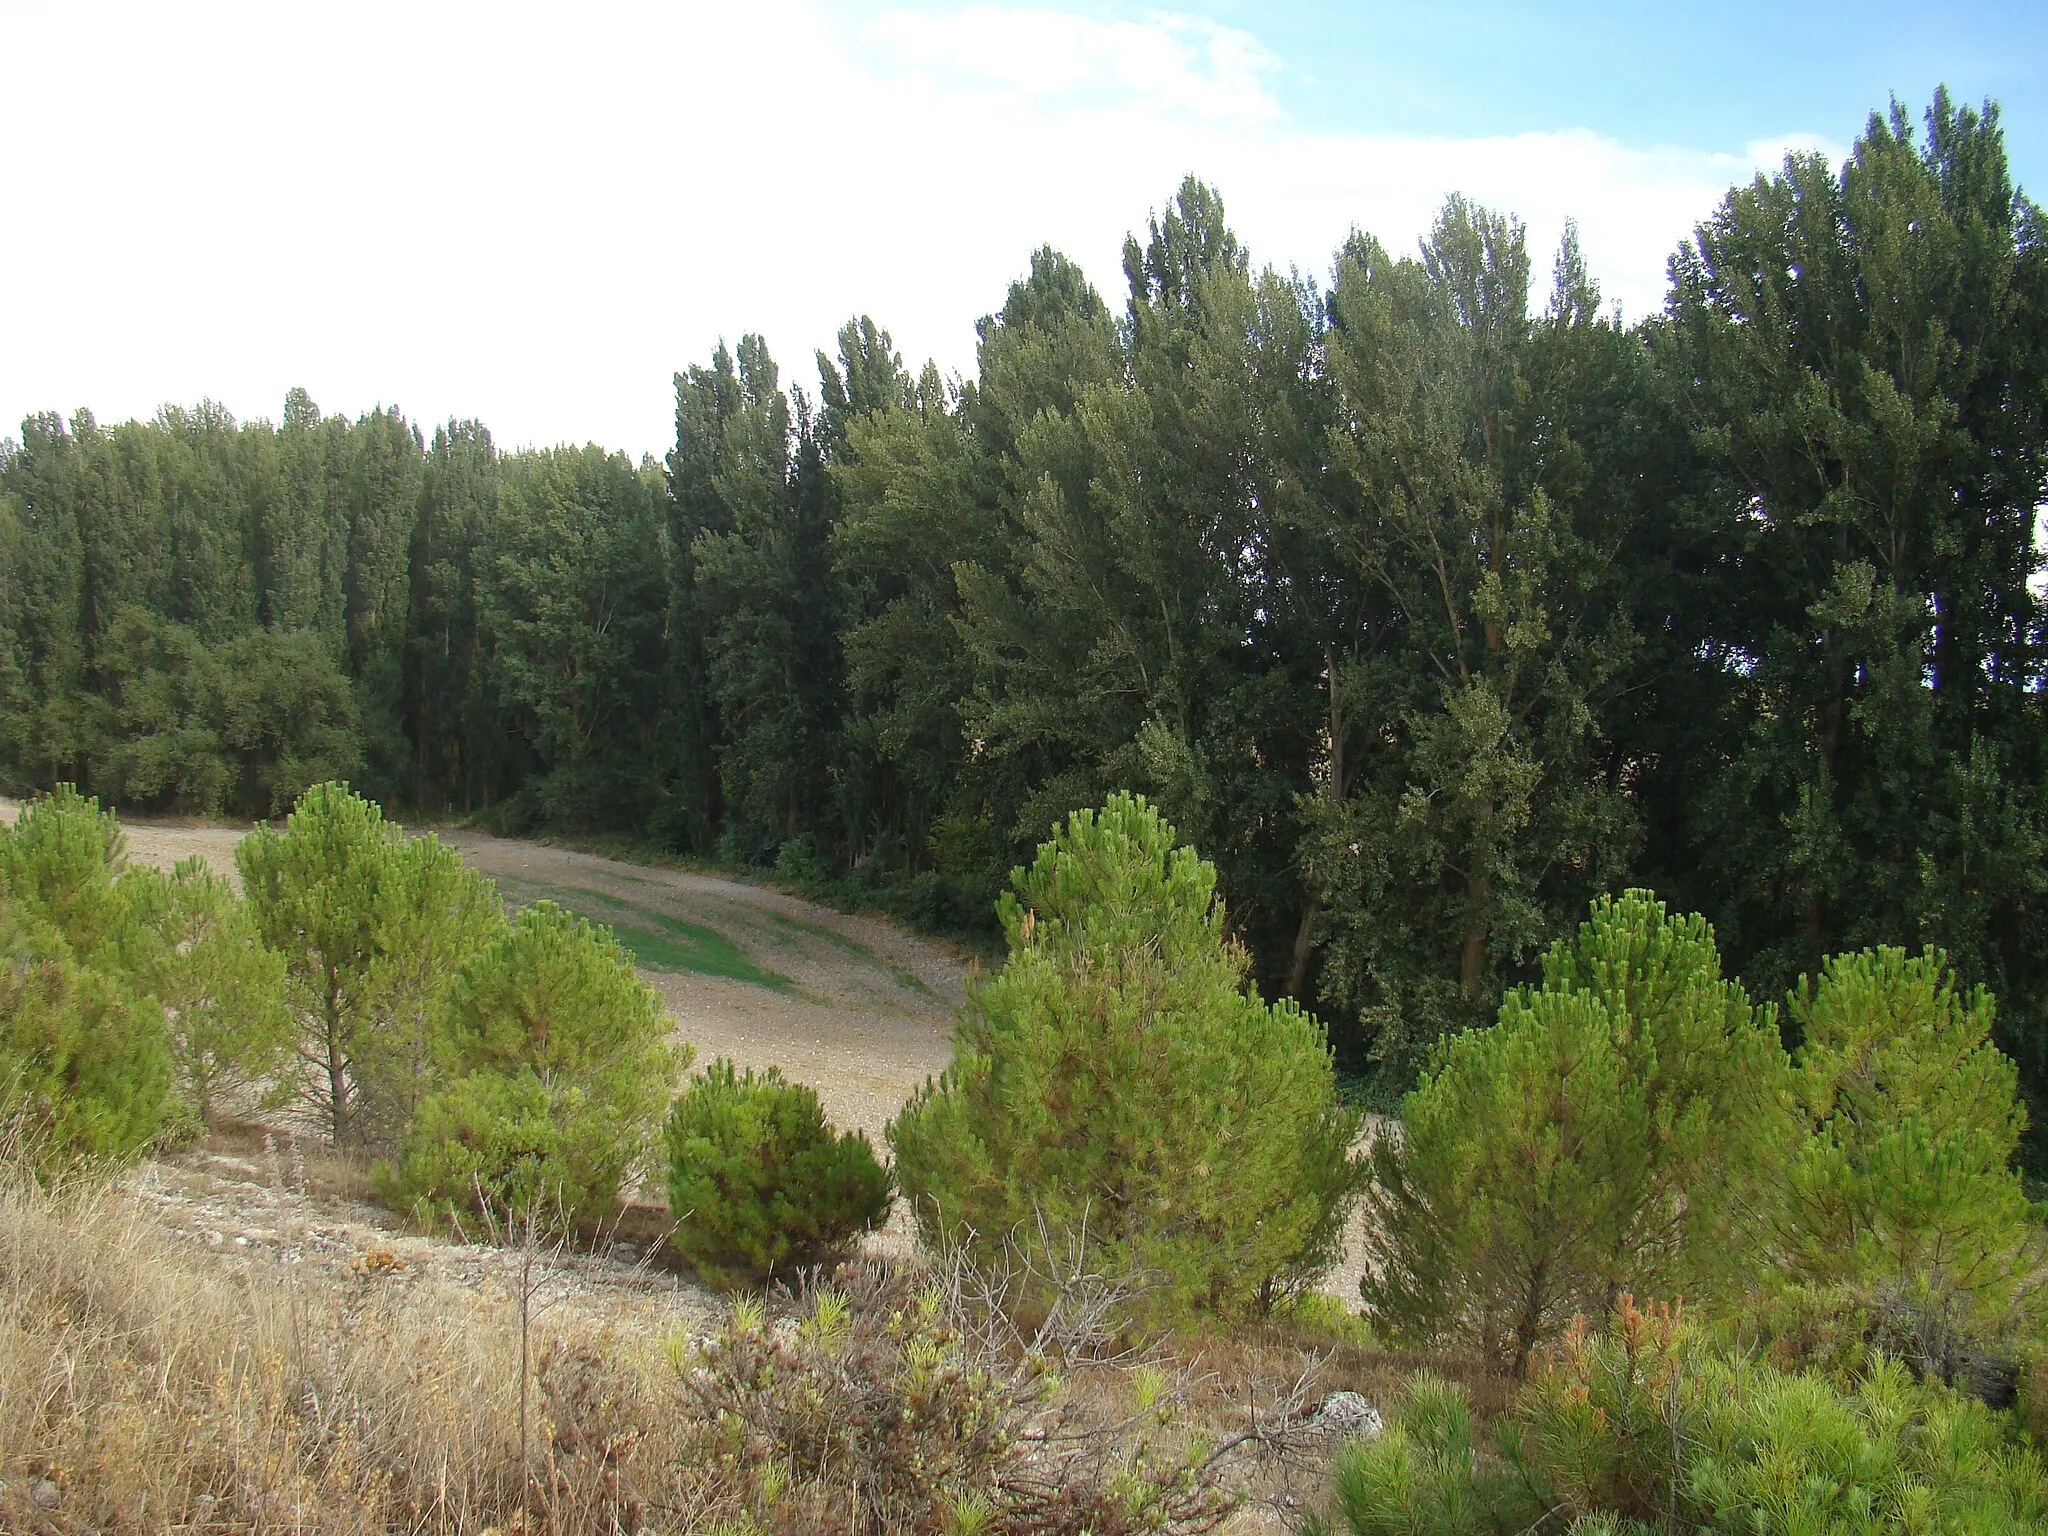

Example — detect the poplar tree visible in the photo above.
[1306,206,1641,1071]
[1667,91,2048,1096]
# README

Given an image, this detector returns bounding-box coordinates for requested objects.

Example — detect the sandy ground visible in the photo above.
[1,798,1375,1301]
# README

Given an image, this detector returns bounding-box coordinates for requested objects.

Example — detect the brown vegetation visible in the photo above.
[0,1155,1464,1534]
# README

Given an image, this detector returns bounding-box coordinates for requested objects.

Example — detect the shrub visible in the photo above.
[385,1069,610,1229]
[663,1058,890,1284]
[669,1261,1235,1534]
[890,792,1362,1326]
[1307,1374,1515,1536]
[0,895,177,1164]
[1316,1300,2048,1536]
[1781,945,2045,1381]
[387,900,680,1227]
[1361,891,1793,1368]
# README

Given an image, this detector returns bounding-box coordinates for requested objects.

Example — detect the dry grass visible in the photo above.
[0,1154,1463,1534]
[0,1169,540,1532]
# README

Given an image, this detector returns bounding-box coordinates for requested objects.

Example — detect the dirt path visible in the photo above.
[438,831,960,1146]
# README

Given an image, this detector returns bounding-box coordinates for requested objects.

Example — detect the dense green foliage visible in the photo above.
[387,900,679,1226]
[1363,886,2047,1388]
[117,857,291,1125]
[1362,892,1793,1366]
[1779,947,2045,1380]
[890,793,1360,1323]
[6,91,2046,1134]
[663,1057,891,1284]
[0,781,684,1233]
[0,789,179,1161]
[0,896,176,1164]
[238,782,506,1150]
[1313,1302,2048,1536]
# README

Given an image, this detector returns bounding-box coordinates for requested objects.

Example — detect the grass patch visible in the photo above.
[769,911,932,994]
[496,877,793,992]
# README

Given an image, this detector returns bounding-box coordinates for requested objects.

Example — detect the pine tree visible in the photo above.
[390,900,680,1224]
[1782,946,2044,1376]
[890,793,1360,1324]
[116,857,291,1126]
[1362,892,1792,1369]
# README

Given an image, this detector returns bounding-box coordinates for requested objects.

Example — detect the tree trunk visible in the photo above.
[1512,1251,1551,1378]
[1460,871,1492,1002]
[1289,645,1345,1002]
[324,976,352,1150]
[1285,892,1322,1001]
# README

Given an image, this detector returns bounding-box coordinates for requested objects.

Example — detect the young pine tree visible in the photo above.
[354,832,505,1146]
[237,782,398,1149]
[389,901,682,1227]
[1782,946,2045,1378]
[0,790,178,1163]
[239,782,503,1151]
[0,896,177,1164]
[1362,891,1792,1369]
[889,793,1361,1325]
[0,784,129,959]
[116,856,292,1126]
[664,1058,891,1285]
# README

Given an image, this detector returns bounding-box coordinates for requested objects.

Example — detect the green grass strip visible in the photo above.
[495,877,793,992]
[768,910,931,994]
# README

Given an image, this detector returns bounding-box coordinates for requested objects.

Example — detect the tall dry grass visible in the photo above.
[0,1168,540,1532]
[0,1158,1433,1534]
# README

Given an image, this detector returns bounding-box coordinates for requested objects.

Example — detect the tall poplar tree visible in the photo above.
[1668,91,2048,1098]
[1305,206,1641,1070]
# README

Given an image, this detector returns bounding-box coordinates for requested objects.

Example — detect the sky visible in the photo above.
[2,0,2041,460]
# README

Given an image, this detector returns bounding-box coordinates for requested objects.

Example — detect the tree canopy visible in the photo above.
[6,89,2046,1146]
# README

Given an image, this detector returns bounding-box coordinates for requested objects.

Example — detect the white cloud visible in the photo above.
[0,1,1842,458]
[864,8,1280,122]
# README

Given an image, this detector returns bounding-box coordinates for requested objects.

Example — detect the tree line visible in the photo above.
[4,91,2044,1117]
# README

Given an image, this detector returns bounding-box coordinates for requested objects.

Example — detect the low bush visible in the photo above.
[1313,1298,2048,1536]
[385,1068,626,1231]
[664,1057,891,1284]
[1310,1372,1519,1536]
[668,1260,1235,1534]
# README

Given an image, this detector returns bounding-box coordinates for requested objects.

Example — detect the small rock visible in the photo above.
[1314,1391,1383,1438]
[28,1477,61,1508]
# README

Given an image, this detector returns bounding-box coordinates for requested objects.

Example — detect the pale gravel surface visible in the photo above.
[0,798,1375,1301]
